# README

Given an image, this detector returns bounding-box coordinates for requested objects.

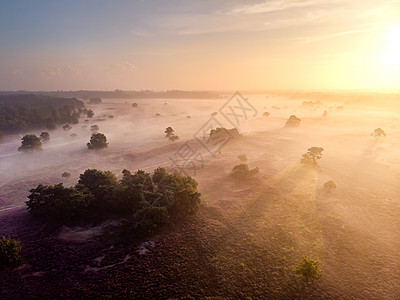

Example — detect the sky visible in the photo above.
[0,0,399,91]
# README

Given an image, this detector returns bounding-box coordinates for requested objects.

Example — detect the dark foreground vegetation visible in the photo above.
[26,168,201,238]
[0,94,84,134]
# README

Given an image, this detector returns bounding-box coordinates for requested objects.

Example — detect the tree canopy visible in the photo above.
[285,115,301,127]
[300,147,324,166]
[87,133,108,150]
[18,134,42,152]
[0,94,84,134]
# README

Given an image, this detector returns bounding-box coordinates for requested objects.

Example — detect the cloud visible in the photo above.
[107,62,136,72]
[40,66,82,80]
[222,0,326,15]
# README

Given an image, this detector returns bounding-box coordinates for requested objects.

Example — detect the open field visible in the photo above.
[1,93,400,298]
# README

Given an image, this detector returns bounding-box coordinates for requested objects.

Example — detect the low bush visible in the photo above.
[0,236,22,269]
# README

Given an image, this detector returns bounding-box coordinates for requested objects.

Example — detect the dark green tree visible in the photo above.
[87,133,108,150]
[18,134,42,152]
[26,184,94,222]
[230,163,259,180]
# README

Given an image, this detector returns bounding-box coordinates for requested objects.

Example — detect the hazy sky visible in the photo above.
[0,0,399,91]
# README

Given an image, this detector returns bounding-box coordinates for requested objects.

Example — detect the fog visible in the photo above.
[1,93,400,296]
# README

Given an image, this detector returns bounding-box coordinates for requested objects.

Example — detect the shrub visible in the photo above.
[132,103,138,107]
[89,97,102,104]
[87,109,94,118]
[132,207,170,237]
[0,236,22,269]
[230,163,259,180]
[87,133,108,150]
[295,256,323,283]
[90,125,99,132]
[18,134,42,152]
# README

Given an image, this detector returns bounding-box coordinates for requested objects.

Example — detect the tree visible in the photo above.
[87,133,108,150]
[371,128,386,137]
[90,125,99,132]
[18,134,42,152]
[165,126,179,142]
[295,256,323,283]
[300,147,324,166]
[0,236,22,269]
[285,115,301,127]
[40,131,50,143]
[26,184,94,222]
[230,163,259,180]
[0,130,3,143]
[132,103,138,107]
[87,109,94,118]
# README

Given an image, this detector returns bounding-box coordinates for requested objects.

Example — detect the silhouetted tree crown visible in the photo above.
[87,133,108,150]
[285,115,301,127]
[300,147,324,166]
[18,134,42,152]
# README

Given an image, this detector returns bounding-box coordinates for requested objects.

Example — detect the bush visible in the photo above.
[87,133,108,150]
[18,134,42,152]
[0,236,22,269]
[63,124,72,131]
[131,207,170,237]
[295,256,323,283]
[230,163,259,180]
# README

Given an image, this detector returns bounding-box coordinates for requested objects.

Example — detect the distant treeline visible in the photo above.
[0,94,84,134]
[0,90,222,99]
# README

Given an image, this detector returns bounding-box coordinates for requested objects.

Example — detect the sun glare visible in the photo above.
[379,25,400,67]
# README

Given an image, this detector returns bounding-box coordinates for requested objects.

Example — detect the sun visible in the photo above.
[379,25,400,67]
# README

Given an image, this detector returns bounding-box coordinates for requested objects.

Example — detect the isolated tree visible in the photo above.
[300,147,324,166]
[230,163,259,180]
[90,125,99,132]
[63,124,72,131]
[165,126,179,142]
[18,134,42,152]
[87,133,108,150]
[285,115,301,127]
[295,256,323,283]
[323,180,336,193]
[0,131,3,143]
[87,109,94,118]
[371,128,386,137]
[132,103,138,108]
[40,132,50,143]
[322,111,328,117]
[263,112,270,117]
